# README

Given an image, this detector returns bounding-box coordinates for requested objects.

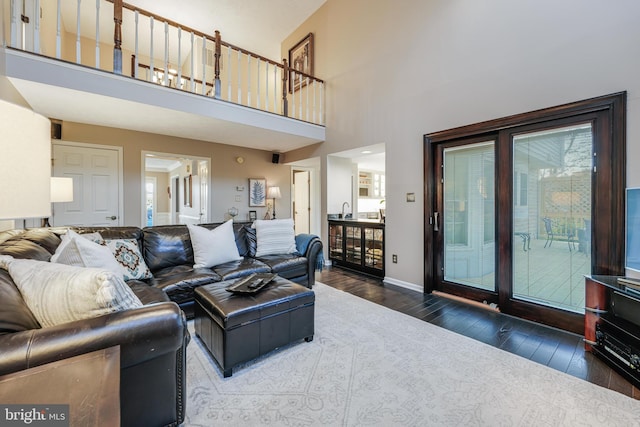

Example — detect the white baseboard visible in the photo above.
[383,276,423,293]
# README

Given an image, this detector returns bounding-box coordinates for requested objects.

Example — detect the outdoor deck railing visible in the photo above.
[3,0,325,126]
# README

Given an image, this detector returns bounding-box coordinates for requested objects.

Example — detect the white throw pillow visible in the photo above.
[106,239,153,281]
[253,218,297,257]
[50,230,103,263]
[188,221,242,268]
[52,231,124,279]
[4,257,142,328]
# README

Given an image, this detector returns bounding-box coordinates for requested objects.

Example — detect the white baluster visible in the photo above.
[149,16,154,82]
[33,0,41,53]
[313,80,317,124]
[56,0,61,57]
[247,55,251,107]
[320,82,324,124]
[201,35,206,95]
[76,0,81,63]
[291,71,296,118]
[164,22,169,86]
[227,46,232,101]
[177,27,182,89]
[257,60,261,110]
[95,0,100,68]
[306,77,310,122]
[273,65,278,113]
[190,32,195,92]
[237,49,241,103]
[265,62,269,112]
[134,11,139,78]
[298,73,302,119]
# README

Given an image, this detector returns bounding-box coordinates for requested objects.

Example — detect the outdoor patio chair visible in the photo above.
[543,217,554,248]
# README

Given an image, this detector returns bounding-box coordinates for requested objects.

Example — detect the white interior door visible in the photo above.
[198,160,209,223]
[294,170,310,234]
[52,143,122,227]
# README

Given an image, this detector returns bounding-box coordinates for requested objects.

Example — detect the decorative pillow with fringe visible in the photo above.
[2,256,142,327]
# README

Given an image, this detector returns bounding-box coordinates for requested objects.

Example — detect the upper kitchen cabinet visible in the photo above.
[358,171,385,199]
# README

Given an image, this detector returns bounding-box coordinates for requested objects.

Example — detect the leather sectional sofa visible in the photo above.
[0,221,322,427]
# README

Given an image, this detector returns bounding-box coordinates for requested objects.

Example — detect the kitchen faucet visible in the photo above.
[342,202,350,218]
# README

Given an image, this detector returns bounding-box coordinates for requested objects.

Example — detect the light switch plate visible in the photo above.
[235,195,241,202]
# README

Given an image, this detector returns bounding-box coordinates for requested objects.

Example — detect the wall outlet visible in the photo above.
[392,254,398,263]
[235,195,241,202]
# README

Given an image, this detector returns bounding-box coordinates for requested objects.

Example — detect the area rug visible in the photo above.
[184,283,640,426]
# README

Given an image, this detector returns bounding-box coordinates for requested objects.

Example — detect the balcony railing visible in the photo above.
[3,0,325,126]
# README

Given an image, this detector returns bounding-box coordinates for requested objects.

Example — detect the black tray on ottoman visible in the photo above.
[194,276,315,377]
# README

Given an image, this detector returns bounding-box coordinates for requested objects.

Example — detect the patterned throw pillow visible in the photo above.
[243,225,257,257]
[106,239,153,281]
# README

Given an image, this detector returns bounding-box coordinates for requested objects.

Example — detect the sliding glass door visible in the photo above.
[512,124,592,313]
[425,93,626,333]
[443,142,495,292]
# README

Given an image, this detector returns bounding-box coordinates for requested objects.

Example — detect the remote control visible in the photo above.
[247,278,263,289]
[227,273,257,291]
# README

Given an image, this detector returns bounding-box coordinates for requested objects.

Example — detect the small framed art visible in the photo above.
[248,178,266,207]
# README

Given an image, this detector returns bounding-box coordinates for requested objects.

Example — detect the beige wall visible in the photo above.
[283,0,640,287]
[60,122,291,227]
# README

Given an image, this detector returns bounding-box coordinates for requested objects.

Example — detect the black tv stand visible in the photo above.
[585,275,640,388]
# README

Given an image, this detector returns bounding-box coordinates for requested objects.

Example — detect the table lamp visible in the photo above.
[0,100,51,228]
[267,186,281,219]
[43,177,74,226]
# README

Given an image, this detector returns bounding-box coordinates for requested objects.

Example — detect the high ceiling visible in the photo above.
[7,0,328,153]
[126,0,327,60]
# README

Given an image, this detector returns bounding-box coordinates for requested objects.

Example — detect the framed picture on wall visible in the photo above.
[249,178,266,207]
[249,210,257,221]
[288,32,314,93]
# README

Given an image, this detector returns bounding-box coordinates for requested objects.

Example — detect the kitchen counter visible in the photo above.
[328,218,385,225]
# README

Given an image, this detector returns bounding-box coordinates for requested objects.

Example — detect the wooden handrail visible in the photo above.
[107,0,324,123]
[106,0,323,84]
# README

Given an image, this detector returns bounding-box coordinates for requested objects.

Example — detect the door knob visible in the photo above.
[106,215,117,220]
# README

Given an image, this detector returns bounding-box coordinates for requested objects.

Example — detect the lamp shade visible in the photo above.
[0,100,51,219]
[51,177,74,202]
[267,186,281,199]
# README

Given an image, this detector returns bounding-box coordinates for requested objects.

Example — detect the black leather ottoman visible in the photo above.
[194,276,315,377]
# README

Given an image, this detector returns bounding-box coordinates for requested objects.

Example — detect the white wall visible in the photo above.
[285,0,640,288]
[327,155,354,215]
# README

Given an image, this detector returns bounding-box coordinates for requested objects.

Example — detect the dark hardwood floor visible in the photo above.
[316,266,640,400]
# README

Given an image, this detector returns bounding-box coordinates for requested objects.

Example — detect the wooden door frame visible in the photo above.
[424,92,626,333]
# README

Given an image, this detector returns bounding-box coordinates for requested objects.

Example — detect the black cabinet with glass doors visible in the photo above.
[328,220,384,277]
